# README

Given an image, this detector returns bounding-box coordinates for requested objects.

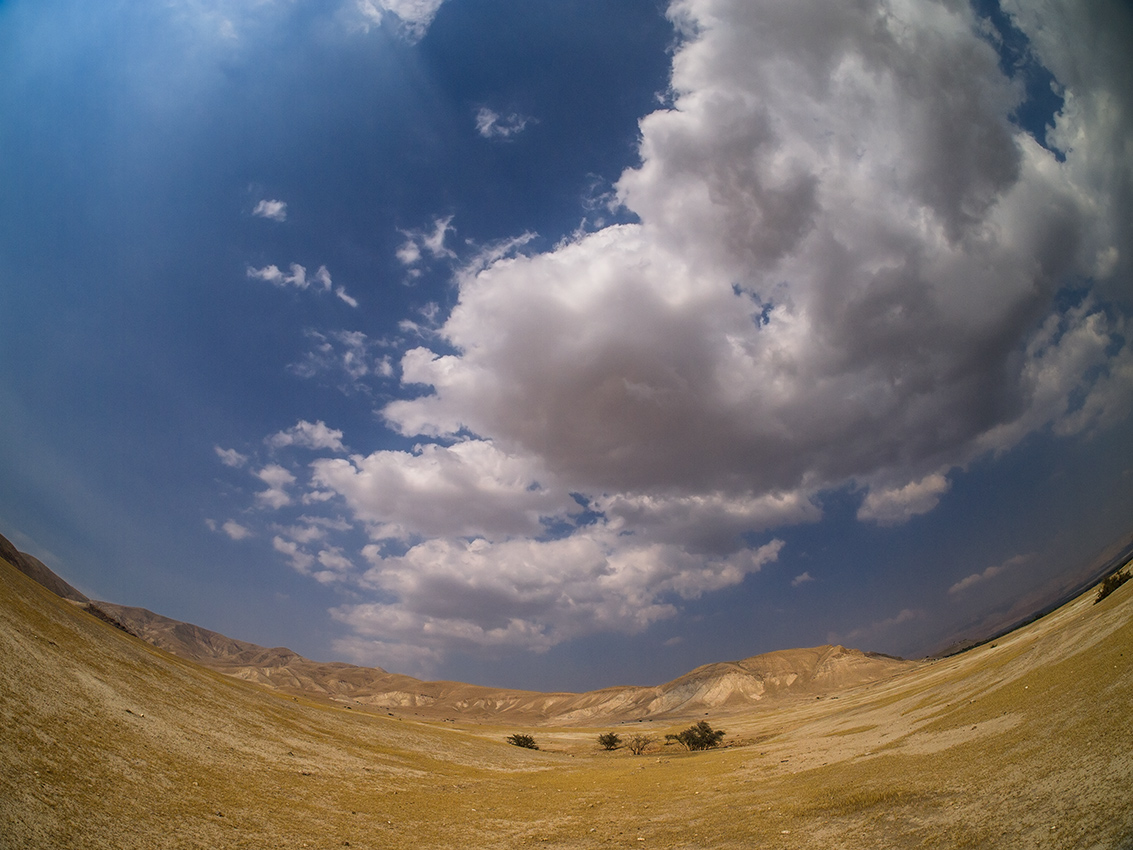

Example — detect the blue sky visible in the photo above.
[1,0,1131,691]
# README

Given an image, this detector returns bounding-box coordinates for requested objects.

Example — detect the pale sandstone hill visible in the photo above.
[95,600,916,723]
[4,530,1133,848]
[0,530,915,724]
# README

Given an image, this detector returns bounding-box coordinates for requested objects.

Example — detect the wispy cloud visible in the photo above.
[839,609,925,647]
[214,446,248,468]
[456,231,537,280]
[273,535,314,572]
[791,571,814,588]
[271,534,355,584]
[475,107,534,140]
[206,517,253,541]
[290,329,394,393]
[396,215,456,273]
[949,554,1032,595]
[252,199,287,222]
[246,262,357,307]
[246,262,324,290]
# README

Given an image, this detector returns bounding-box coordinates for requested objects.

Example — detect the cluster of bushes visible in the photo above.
[665,720,726,751]
[505,733,538,750]
[1096,567,1131,604]
[596,732,653,754]
[507,721,726,755]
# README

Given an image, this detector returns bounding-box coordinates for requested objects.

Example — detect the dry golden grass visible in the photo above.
[2,554,1132,849]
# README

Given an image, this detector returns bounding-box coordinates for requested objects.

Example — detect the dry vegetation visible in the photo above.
[2,552,1132,849]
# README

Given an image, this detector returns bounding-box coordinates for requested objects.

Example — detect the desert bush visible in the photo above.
[506,733,538,750]
[665,720,725,751]
[597,732,621,750]
[626,734,654,755]
[1095,568,1131,604]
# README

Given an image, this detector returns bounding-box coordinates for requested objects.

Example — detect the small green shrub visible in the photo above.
[597,732,621,750]
[665,720,725,751]
[506,733,538,750]
[1096,568,1131,604]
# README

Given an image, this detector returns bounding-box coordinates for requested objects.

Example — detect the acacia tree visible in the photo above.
[626,734,654,755]
[598,732,621,750]
[665,721,725,751]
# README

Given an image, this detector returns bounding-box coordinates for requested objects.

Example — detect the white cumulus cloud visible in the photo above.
[268,420,346,453]
[354,0,447,39]
[255,0,1133,669]
[330,537,783,662]
[857,474,952,526]
[221,520,252,540]
[310,439,573,541]
[383,0,1131,518]
[255,464,296,510]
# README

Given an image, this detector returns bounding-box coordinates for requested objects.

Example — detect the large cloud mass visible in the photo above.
[386,0,1129,501]
[250,0,1131,671]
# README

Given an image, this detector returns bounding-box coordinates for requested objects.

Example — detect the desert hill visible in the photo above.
[2,532,1132,847]
[0,532,88,604]
[0,532,917,722]
[3,533,1133,847]
[92,598,916,723]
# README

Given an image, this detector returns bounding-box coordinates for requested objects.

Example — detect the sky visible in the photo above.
[1,0,1131,692]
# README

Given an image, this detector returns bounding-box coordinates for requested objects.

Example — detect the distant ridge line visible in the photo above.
[0,530,918,724]
[0,532,88,604]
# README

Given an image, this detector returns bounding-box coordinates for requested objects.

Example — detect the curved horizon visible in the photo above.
[1,0,1131,692]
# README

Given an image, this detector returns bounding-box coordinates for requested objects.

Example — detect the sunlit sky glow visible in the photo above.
[1,0,1130,691]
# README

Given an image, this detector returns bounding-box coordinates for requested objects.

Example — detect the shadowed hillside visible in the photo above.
[2,538,1133,848]
[0,534,88,603]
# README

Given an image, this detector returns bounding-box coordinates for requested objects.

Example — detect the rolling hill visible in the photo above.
[2,532,1132,848]
[0,532,917,723]
[91,598,917,723]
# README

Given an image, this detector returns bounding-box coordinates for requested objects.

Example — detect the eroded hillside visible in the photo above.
[2,545,1132,848]
[92,600,917,723]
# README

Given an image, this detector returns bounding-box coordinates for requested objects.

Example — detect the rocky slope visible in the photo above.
[4,533,1133,849]
[1,531,917,724]
[92,601,918,723]
[0,533,88,603]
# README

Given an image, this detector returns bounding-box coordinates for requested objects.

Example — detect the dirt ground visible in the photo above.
[2,556,1131,849]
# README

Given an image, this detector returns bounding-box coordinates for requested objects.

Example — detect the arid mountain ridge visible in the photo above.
[4,527,1133,847]
[94,600,915,723]
[0,532,916,723]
